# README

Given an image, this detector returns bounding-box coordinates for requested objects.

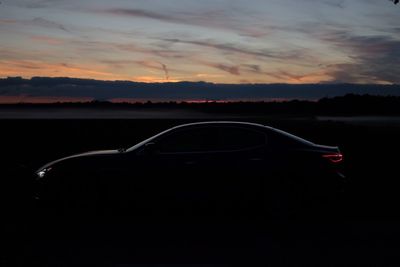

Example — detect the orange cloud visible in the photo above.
[30,36,65,45]
[0,19,18,24]
[283,71,332,84]
[0,60,127,80]
[0,58,332,84]
[132,76,180,83]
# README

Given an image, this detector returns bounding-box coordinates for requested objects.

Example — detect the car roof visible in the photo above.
[169,121,266,130]
[169,121,314,146]
[127,121,314,152]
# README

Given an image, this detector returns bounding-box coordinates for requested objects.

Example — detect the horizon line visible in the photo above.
[1,76,397,86]
[0,93,398,106]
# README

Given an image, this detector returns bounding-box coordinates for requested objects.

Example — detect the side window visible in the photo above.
[219,127,267,151]
[157,127,219,153]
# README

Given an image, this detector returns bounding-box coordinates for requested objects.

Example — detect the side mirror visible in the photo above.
[141,142,159,156]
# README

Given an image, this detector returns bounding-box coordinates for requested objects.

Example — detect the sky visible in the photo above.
[0,0,399,84]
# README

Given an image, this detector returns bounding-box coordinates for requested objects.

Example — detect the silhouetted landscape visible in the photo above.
[2,88,400,265]
[1,93,400,119]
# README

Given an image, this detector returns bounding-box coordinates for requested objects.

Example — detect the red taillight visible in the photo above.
[322,153,343,163]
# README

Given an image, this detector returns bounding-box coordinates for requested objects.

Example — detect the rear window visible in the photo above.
[269,127,314,147]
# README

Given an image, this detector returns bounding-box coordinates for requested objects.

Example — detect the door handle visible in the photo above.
[248,158,263,161]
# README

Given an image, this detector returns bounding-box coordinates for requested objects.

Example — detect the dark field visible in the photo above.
[1,118,400,265]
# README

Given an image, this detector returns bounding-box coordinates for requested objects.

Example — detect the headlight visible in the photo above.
[36,167,52,179]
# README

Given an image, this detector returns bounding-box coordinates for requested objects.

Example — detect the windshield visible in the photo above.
[268,127,315,146]
[126,127,176,152]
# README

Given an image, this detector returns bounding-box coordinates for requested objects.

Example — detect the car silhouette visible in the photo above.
[34,121,346,216]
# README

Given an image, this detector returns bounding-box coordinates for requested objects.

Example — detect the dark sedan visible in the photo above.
[35,121,346,215]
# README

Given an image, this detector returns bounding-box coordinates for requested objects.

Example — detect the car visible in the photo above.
[34,121,346,216]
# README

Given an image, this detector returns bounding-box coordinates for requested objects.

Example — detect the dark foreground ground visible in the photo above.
[1,117,400,266]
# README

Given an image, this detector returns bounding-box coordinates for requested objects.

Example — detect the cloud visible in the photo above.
[110,43,187,60]
[266,70,330,84]
[304,0,346,9]
[160,62,170,81]
[104,8,184,25]
[0,17,71,33]
[31,17,70,33]
[242,64,262,74]
[161,38,305,61]
[101,59,173,81]
[136,61,170,80]
[0,60,118,80]
[12,0,64,9]
[30,35,64,45]
[100,7,271,38]
[202,62,240,76]
[0,19,18,24]
[319,30,400,83]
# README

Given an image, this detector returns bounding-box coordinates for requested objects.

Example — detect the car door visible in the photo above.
[211,126,269,211]
[148,126,221,209]
[217,126,268,173]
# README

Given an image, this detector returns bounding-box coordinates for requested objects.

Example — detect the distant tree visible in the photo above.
[391,0,399,4]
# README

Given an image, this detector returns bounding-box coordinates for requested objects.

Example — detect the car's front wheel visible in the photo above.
[36,171,103,216]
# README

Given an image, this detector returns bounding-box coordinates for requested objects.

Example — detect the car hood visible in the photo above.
[38,150,120,171]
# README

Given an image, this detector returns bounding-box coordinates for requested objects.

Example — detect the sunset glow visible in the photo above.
[0,0,399,85]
